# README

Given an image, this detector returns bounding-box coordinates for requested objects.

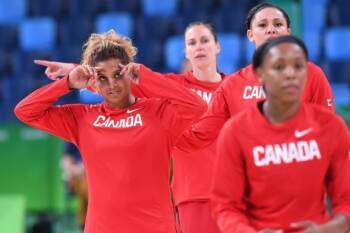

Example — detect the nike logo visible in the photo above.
[327,99,332,107]
[295,128,313,138]
[126,108,142,114]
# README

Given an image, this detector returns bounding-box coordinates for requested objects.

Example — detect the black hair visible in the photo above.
[245,2,291,31]
[185,21,218,42]
[252,35,308,70]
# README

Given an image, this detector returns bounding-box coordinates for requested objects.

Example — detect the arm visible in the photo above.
[211,119,256,233]
[14,77,80,144]
[175,85,231,151]
[134,65,207,141]
[34,59,184,86]
[291,215,349,233]
[123,63,230,151]
[34,60,77,80]
[307,63,334,112]
[14,65,97,144]
[130,64,185,98]
[292,117,350,233]
[324,118,350,231]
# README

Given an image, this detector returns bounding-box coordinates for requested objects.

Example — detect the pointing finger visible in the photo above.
[34,60,56,67]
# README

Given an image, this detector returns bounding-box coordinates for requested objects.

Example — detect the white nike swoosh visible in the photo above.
[295,128,313,138]
[126,108,141,114]
[327,99,333,107]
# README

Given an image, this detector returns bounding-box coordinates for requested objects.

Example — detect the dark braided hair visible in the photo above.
[253,35,308,71]
[245,2,291,31]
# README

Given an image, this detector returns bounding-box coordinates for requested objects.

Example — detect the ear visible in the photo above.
[183,44,189,60]
[247,29,254,42]
[287,27,291,35]
[255,67,264,82]
[216,42,221,55]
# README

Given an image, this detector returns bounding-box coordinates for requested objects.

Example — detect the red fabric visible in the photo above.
[176,62,334,151]
[172,143,217,205]
[134,66,224,205]
[211,102,350,232]
[14,73,206,233]
[178,201,221,233]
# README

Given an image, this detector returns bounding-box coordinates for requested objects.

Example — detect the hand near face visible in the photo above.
[68,65,98,89]
[119,63,140,85]
[291,221,326,233]
[34,60,76,80]
[258,229,283,233]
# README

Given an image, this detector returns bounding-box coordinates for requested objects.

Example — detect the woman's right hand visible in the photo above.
[68,65,97,89]
[34,60,77,80]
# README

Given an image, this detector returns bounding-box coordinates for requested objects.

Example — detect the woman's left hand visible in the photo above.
[291,221,327,233]
[119,63,140,84]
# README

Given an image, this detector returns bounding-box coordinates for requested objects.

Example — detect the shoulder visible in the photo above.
[134,97,158,107]
[57,103,90,112]
[140,64,185,83]
[222,106,255,132]
[220,65,254,87]
[307,62,327,78]
[139,97,169,111]
[305,103,343,127]
[305,62,331,91]
[311,104,350,141]
[307,61,322,72]
[165,72,187,83]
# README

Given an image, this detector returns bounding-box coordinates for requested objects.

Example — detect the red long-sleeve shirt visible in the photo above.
[133,66,225,205]
[212,102,350,232]
[177,62,334,151]
[14,66,206,233]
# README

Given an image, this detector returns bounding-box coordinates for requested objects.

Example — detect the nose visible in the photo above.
[266,24,277,35]
[107,77,119,88]
[284,66,296,80]
[194,42,205,51]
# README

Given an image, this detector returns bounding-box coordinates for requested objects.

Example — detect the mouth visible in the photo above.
[282,84,299,93]
[265,35,279,41]
[107,89,122,96]
[195,54,206,59]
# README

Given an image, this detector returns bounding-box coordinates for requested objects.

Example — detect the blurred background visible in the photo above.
[0,0,349,232]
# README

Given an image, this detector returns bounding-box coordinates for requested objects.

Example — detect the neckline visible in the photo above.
[101,98,145,115]
[254,101,305,131]
[185,71,224,88]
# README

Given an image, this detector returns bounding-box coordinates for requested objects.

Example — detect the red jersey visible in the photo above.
[212,102,350,232]
[177,62,334,150]
[14,66,206,233]
[135,66,224,205]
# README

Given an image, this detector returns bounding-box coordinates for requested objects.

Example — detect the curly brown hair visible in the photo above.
[81,30,137,66]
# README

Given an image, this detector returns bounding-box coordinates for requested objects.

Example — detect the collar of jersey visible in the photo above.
[254,100,305,131]
[100,98,144,116]
[186,71,225,89]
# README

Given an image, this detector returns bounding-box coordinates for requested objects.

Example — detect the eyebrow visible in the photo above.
[256,17,284,22]
[98,68,120,74]
[187,35,210,41]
